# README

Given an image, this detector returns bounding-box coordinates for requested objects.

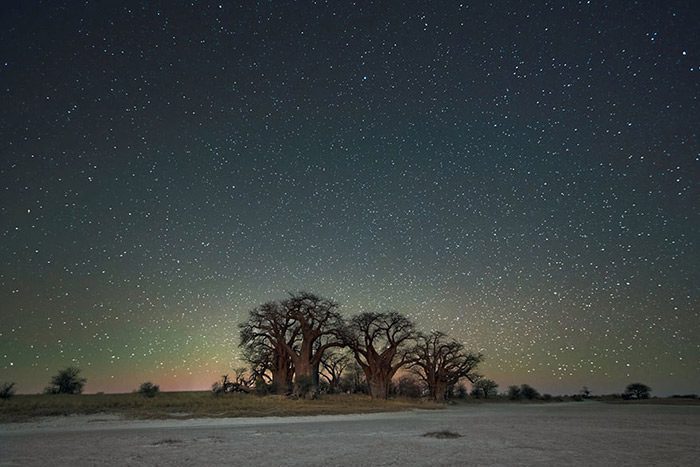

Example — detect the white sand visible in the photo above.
[1,402,698,466]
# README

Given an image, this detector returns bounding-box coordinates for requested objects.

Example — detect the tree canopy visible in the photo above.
[624,382,651,399]
[343,311,417,399]
[409,331,482,401]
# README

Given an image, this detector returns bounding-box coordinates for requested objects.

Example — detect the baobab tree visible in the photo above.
[239,301,297,394]
[343,311,417,399]
[278,292,345,397]
[410,331,482,401]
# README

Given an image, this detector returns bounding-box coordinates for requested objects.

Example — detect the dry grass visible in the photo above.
[0,392,441,422]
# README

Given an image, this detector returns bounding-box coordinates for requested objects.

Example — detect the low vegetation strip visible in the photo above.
[0,392,441,423]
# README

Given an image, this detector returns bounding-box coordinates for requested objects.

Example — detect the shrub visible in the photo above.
[0,382,16,400]
[45,367,86,394]
[472,379,499,399]
[255,379,272,396]
[338,368,368,394]
[394,375,422,398]
[520,384,540,400]
[507,385,522,400]
[211,381,224,396]
[624,383,651,400]
[137,382,160,398]
[294,375,316,399]
[318,380,331,395]
[454,383,469,399]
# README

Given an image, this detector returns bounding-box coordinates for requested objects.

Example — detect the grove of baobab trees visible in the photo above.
[238,292,483,400]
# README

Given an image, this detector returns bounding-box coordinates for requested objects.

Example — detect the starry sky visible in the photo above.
[1,1,698,396]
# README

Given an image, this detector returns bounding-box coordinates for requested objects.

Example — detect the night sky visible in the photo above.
[1,1,698,396]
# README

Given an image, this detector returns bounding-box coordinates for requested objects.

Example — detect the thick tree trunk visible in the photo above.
[368,377,390,399]
[362,362,396,400]
[294,359,312,378]
[293,358,317,398]
[433,381,448,401]
[270,351,292,394]
[271,366,289,395]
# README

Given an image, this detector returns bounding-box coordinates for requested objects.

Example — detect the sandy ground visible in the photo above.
[1,402,698,466]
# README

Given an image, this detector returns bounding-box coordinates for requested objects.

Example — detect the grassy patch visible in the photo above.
[0,392,441,422]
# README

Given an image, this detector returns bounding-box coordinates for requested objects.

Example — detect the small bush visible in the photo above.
[0,382,16,400]
[294,375,316,399]
[255,380,272,396]
[137,382,160,398]
[454,383,469,399]
[267,381,282,395]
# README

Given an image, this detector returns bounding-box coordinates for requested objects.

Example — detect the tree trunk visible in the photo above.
[271,364,290,395]
[368,376,390,399]
[269,350,293,394]
[433,381,448,401]
[293,358,316,398]
[294,358,311,377]
[362,363,395,400]
[312,360,321,390]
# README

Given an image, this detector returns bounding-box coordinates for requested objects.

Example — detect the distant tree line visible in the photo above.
[238,291,484,401]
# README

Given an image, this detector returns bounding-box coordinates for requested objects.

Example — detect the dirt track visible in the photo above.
[1,402,698,466]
